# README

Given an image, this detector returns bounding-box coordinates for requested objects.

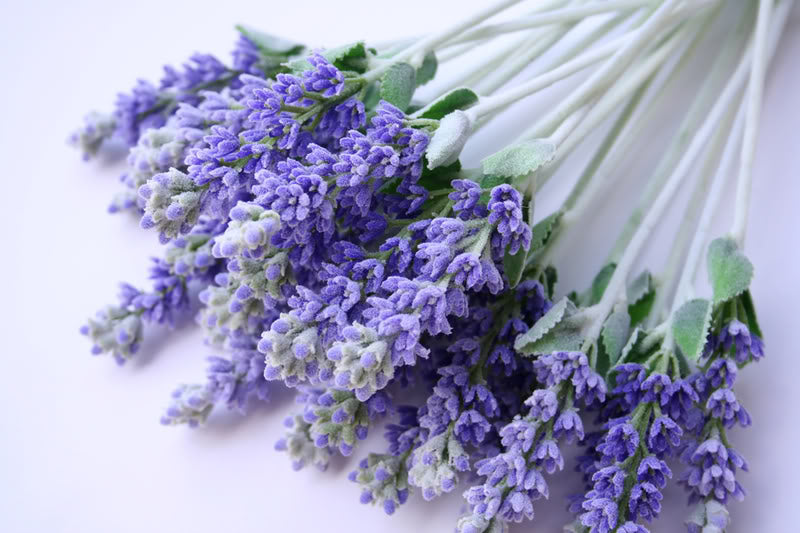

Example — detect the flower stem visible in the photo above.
[649,100,737,328]
[363,0,526,81]
[507,0,689,138]
[449,0,655,45]
[606,2,750,263]
[586,20,761,343]
[731,0,778,246]
[536,14,702,170]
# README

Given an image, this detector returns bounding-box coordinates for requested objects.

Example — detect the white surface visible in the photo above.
[1,2,799,532]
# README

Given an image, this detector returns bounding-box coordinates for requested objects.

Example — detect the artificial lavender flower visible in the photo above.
[685,499,729,533]
[80,303,143,365]
[706,388,750,428]
[680,437,747,504]
[276,414,332,471]
[408,431,470,500]
[139,168,204,243]
[110,126,190,213]
[69,111,117,160]
[716,320,764,364]
[350,454,410,514]
[160,336,270,426]
[160,384,213,427]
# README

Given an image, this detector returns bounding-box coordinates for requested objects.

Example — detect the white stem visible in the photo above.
[587,26,761,340]
[449,0,655,45]
[731,0,775,245]
[674,0,793,308]
[535,17,696,166]
[650,101,736,327]
[537,9,710,272]
[475,24,572,96]
[522,0,713,138]
[434,33,535,100]
[606,0,750,263]
[464,25,640,122]
[364,0,525,81]
[436,39,487,63]
[671,104,747,314]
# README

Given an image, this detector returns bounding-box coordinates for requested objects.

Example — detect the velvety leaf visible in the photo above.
[618,327,644,365]
[426,110,471,169]
[602,308,631,367]
[235,25,304,56]
[287,41,369,73]
[503,245,528,290]
[416,52,438,86]
[590,263,617,305]
[380,62,416,111]
[707,237,754,304]
[515,298,588,355]
[514,297,574,352]
[542,266,558,300]
[529,211,562,255]
[627,271,655,327]
[418,88,479,120]
[481,140,556,180]
[740,289,763,338]
[417,160,462,191]
[672,298,713,361]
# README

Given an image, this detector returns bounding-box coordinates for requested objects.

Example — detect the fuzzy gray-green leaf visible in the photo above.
[529,211,562,255]
[380,62,416,111]
[481,140,557,180]
[416,52,437,86]
[627,271,655,327]
[707,237,754,304]
[235,25,305,56]
[672,298,713,361]
[514,298,587,355]
[514,297,573,353]
[602,308,631,367]
[418,88,479,120]
[426,110,471,169]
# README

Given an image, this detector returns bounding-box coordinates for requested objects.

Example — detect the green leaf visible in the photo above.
[627,271,655,327]
[326,41,369,72]
[740,289,763,338]
[672,298,713,361]
[416,52,437,86]
[417,160,462,191]
[529,211,562,255]
[514,297,587,355]
[362,82,381,111]
[426,110,471,169]
[618,327,644,365]
[286,41,369,74]
[542,266,558,300]
[602,308,631,367]
[235,25,305,56]
[589,263,617,305]
[514,297,573,352]
[504,247,528,290]
[380,62,416,111]
[707,237,754,304]
[418,88,479,120]
[481,140,556,180]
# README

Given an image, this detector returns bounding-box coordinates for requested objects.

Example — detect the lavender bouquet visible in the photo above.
[72,0,789,531]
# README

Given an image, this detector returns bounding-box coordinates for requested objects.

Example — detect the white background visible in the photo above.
[1,1,799,532]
